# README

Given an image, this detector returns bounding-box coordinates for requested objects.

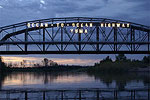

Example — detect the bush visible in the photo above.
[88,54,147,73]
[0,56,7,72]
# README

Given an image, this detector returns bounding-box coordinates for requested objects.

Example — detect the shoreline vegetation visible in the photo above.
[88,54,150,73]
[0,54,150,73]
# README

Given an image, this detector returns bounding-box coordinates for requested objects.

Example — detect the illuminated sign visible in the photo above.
[27,22,130,33]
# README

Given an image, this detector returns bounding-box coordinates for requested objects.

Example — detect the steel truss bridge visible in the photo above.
[0,17,150,54]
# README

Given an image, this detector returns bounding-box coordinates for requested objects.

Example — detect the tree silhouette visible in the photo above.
[116,54,127,61]
[142,56,150,64]
[42,58,49,67]
[0,56,7,72]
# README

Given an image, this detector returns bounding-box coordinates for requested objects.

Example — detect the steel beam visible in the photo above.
[96,26,99,51]
[43,28,45,51]
[0,51,149,55]
[0,41,149,45]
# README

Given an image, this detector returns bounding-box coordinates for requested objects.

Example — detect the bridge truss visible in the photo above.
[0,17,149,54]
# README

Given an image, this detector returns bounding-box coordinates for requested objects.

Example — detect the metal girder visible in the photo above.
[0,51,149,54]
[0,41,149,45]
[0,17,149,54]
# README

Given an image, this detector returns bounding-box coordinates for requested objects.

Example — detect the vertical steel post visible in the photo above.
[96,90,99,100]
[131,28,133,51]
[52,20,54,41]
[6,44,9,51]
[96,26,99,51]
[25,28,28,52]
[61,90,64,100]
[133,29,135,51]
[43,28,45,51]
[114,90,118,100]
[61,27,63,51]
[78,26,81,51]
[131,90,133,100]
[25,91,28,100]
[43,91,45,100]
[133,90,135,100]
[148,89,150,100]
[79,90,82,100]
[114,27,117,51]
[116,90,118,100]
[6,91,10,100]
[148,31,149,52]
[114,90,116,100]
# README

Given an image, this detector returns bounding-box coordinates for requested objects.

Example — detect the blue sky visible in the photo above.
[0,0,150,65]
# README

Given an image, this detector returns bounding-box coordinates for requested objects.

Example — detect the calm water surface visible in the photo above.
[0,72,149,90]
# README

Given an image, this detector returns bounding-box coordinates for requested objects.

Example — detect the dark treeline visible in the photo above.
[6,65,85,72]
[0,57,85,72]
[88,54,150,73]
[0,55,150,73]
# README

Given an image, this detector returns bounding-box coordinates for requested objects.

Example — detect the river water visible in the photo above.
[0,72,149,100]
[0,72,149,90]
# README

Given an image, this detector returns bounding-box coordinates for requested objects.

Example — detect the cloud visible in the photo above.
[0,5,3,8]
[40,0,45,5]
[0,0,149,26]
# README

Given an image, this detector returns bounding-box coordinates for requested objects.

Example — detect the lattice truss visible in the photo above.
[0,17,149,54]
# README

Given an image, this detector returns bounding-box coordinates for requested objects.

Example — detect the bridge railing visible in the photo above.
[0,88,149,100]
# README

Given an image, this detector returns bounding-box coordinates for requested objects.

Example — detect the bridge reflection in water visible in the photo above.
[0,89,149,100]
[0,17,149,54]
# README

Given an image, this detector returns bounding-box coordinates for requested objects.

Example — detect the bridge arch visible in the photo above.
[0,17,149,54]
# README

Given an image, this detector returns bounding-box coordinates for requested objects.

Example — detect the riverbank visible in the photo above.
[87,54,150,73]
[1,62,149,73]
[87,61,150,73]
[2,66,149,74]
[1,55,149,73]
[3,65,88,72]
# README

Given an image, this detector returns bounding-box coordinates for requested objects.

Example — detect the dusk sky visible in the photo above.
[0,0,150,65]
